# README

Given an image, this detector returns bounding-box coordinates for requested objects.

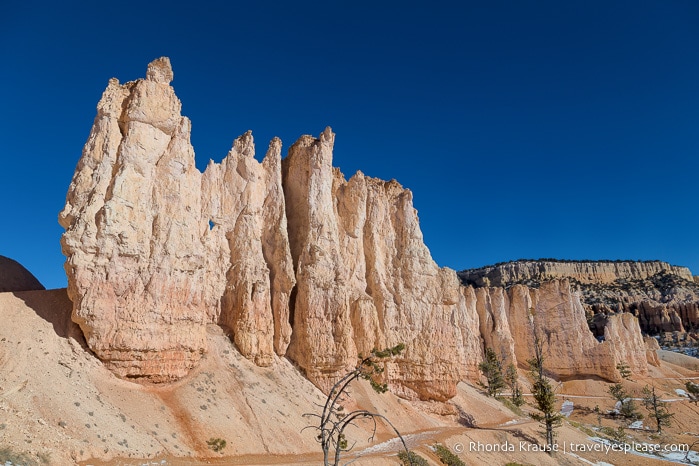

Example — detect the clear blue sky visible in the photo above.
[1,1,698,290]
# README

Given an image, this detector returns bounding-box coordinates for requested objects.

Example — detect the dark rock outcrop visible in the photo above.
[0,255,45,292]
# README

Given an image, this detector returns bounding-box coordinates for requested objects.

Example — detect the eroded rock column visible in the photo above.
[59,58,210,382]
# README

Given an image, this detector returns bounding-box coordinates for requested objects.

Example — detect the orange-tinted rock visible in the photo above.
[282,129,481,400]
[59,58,294,381]
[644,336,661,367]
[59,58,209,382]
[474,280,647,382]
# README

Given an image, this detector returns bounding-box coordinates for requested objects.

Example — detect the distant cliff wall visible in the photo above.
[459,260,693,287]
[471,280,648,382]
[460,260,699,335]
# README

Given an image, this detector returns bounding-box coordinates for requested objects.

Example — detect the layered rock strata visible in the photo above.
[460,260,699,334]
[459,260,694,287]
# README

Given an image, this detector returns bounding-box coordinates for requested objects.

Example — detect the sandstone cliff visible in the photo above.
[59,58,661,398]
[59,58,210,382]
[59,58,296,382]
[460,259,694,287]
[460,260,699,335]
[59,58,480,400]
[471,280,648,381]
[282,130,482,400]
[201,131,296,366]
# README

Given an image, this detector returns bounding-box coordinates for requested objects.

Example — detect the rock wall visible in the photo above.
[59,58,481,399]
[460,260,694,287]
[473,287,516,367]
[460,260,699,335]
[201,131,295,366]
[59,58,295,381]
[59,57,653,398]
[282,130,482,400]
[473,280,648,381]
[59,58,210,382]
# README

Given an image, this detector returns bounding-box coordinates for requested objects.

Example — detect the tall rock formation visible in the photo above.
[201,132,295,366]
[59,58,295,382]
[59,58,479,399]
[282,129,482,400]
[59,58,657,398]
[59,58,210,382]
[473,280,648,381]
[473,287,515,367]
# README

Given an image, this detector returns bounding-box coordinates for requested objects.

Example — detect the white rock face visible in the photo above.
[59,57,651,398]
[201,132,295,366]
[282,129,482,400]
[59,58,210,382]
[59,58,294,381]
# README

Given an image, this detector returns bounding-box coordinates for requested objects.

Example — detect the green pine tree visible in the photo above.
[616,362,632,380]
[479,348,505,397]
[504,362,524,406]
[527,332,562,453]
[642,385,674,433]
[608,383,641,420]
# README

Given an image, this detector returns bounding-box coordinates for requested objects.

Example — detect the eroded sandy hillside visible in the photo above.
[1,289,698,465]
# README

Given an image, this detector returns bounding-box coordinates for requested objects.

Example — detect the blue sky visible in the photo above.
[1,1,698,290]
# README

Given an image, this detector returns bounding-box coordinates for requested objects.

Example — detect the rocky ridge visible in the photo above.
[470,280,649,381]
[59,58,482,400]
[459,260,699,335]
[459,259,694,287]
[59,58,657,400]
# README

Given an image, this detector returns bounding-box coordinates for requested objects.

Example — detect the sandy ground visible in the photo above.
[1,288,698,466]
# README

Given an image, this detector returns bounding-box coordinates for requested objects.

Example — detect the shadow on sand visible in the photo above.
[12,288,87,347]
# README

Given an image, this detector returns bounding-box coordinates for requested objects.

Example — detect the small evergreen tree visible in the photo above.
[398,450,429,466]
[527,332,562,452]
[504,363,524,406]
[616,362,632,380]
[608,382,626,403]
[642,385,674,433]
[608,383,641,420]
[479,348,505,397]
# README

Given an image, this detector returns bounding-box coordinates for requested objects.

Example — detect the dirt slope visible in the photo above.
[1,289,698,466]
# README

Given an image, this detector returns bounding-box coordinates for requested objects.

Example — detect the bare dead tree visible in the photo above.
[303,344,414,466]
